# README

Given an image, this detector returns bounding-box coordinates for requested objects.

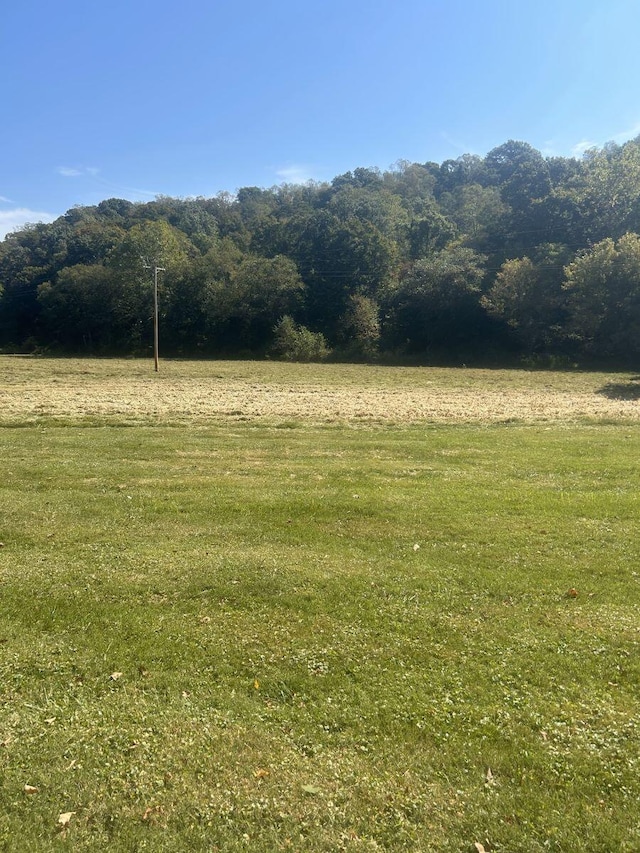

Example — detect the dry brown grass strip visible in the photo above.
[1,357,639,424]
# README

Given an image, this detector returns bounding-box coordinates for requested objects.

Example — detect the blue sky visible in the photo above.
[2,0,640,238]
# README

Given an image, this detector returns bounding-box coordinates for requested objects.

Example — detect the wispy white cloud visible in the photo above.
[571,140,598,157]
[611,121,640,144]
[57,165,101,178]
[541,140,558,157]
[56,165,158,200]
[440,131,479,156]
[92,177,158,199]
[569,121,640,159]
[275,164,317,184]
[0,195,13,203]
[0,208,58,240]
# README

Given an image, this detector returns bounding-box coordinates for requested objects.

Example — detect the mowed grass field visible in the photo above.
[1,357,640,852]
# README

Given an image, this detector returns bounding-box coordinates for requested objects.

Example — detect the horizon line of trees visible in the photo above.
[3,136,640,366]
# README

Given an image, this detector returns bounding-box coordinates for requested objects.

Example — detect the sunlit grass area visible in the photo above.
[1,359,639,850]
[2,355,640,425]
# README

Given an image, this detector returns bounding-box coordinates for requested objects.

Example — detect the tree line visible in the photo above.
[2,137,640,365]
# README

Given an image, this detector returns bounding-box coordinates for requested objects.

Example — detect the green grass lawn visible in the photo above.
[1,361,639,851]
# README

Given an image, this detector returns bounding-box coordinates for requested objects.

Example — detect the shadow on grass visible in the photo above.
[598,376,640,400]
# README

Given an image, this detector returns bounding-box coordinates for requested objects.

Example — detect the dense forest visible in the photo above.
[2,137,640,365]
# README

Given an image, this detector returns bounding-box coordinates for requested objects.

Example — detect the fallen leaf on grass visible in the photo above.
[413,543,420,551]
[254,679,260,690]
[109,672,123,681]
[24,785,39,795]
[566,588,578,598]
[474,843,487,853]
[485,767,496,786]
[142,805,164,822]
[58,812,75,827]
[301,784,321,795]
[254,768,270,780]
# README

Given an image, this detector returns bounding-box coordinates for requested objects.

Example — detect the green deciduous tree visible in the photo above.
[575,140,640,241]
[385,246,488,354]
[37,264,115,351]
[270,315,330,361]
[482,243,572,353]
[106,220,197,351]
[230,254,305,349]
[285,210,397,339]
[439,184,507,248]
[190,242,304,352]
[564,232,640,359]
[407,200,457,259]
[485,140,552,210]
[337,293,381,360]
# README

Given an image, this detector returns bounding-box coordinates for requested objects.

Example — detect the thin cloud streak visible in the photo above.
[571,140,598,157]
[57,165,101,178]
[612,121,640,144]
[275,165,317,184]
[0,208,58,240]
[92,175,160,199]
[569,121,640,158]
[56,164,159,200]
[440,131,479,156]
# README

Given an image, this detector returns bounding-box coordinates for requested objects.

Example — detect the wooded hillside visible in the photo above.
[3,137,640,364]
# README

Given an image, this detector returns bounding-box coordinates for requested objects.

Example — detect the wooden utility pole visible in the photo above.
[152,264,165,372]
[144,262,165,371]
